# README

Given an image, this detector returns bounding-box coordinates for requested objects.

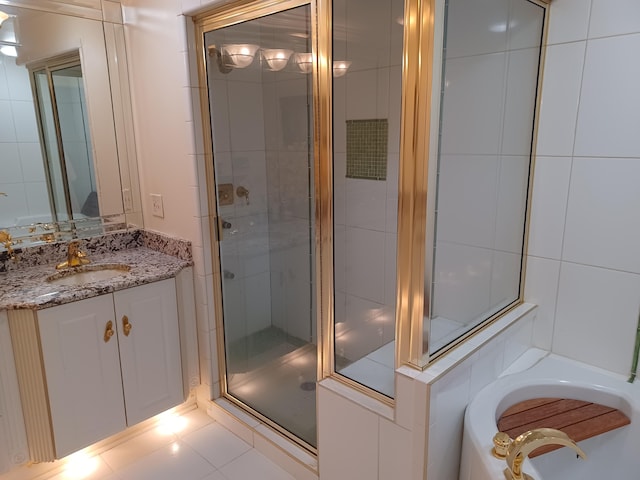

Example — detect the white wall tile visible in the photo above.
[546,0,592,45]
[589,0,640,38]
[494,155,529,253]
[489,251,521,311]
[345,178,387,231]
[0,100,16,142]
[0,143,22,183]
[527,156,572,260]
[227,81,264,152]
[563,157,640,274]
[11,101,40,143]
[345,227,386,303]
[432,242,492,324]
[4,60,33,102]
[317,385,378,480]
[535,41,585,157]
[378,419,412,480]
[502,317,533,369]
[24,181,51,217]
[501,48,540,155]
[507,0,544,51]
[436,155,498,249]
[427,360,471,480]
[554,262,640,375]
[18,142,45,182]
[384,232,398,307]
[345,69,378,120]
[524,255,561,350]
[444,0,508,58]
[0,61,9,100]
[440,53,506,155]
[469,344,503,399]
[574,34,640,158]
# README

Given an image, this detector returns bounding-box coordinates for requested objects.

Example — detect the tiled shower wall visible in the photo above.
[432,0,542,326]
[524,0,640,376]
[0,57,49,227]
[332,0,403,365]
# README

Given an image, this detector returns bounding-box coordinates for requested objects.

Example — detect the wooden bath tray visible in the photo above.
[497,397,630,458]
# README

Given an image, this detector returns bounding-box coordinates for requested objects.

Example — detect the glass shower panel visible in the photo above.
[427,0,545,354]
[332,0,404,398]
[204,6,317,448]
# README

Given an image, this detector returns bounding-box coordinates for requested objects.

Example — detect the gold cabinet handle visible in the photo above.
[104,320,114,342]
[122,315,132,336]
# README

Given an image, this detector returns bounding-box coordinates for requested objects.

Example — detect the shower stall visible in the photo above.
[196,0,546,453]
[199,4,318,448]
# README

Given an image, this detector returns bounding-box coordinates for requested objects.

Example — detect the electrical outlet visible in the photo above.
[150,193,164,218]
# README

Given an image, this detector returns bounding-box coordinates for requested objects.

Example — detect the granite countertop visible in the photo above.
[0,247,191,310]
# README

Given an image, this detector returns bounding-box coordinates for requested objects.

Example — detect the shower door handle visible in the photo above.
[215,217,233,241]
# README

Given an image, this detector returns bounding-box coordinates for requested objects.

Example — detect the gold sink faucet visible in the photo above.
[0,230,14,259]
[56,241,91,269]
[502,428,586,480]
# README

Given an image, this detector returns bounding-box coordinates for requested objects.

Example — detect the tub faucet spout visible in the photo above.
[504,427,586,480]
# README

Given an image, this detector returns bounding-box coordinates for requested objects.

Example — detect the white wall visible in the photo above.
[525,0,640,376]
[122,0,222,395]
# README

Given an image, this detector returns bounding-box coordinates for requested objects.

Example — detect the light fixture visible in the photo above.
[333,60,351,77]
[0,45,17,57]
[295,52,313,74]
[262,48,293,71]
[222,44,259,68]
[208,43,259,74]
[0,11,9,28]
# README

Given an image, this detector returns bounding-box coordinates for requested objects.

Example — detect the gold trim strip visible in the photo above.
[315,0,333,382]
[8,310,56,462]
[395,0,436,369]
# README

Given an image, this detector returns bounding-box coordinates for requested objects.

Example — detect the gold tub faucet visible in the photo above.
[503,427,586,480]
[56,241,91,269]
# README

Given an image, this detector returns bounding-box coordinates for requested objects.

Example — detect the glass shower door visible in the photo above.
[204,5,317,448]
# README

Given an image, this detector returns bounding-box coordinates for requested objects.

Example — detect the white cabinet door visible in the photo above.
[38,295,127,458]
[114,279,183,425]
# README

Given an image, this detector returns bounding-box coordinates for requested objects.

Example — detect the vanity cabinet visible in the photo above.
[9,279,183,461]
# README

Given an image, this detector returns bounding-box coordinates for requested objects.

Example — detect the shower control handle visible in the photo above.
[222,220,232,229]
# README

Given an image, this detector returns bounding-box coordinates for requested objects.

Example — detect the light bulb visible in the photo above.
[333,60,351,77]
[221,44,259,69]
[262,49,293,71]
[295,52,313,73]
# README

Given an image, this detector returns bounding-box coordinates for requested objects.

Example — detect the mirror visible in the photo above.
[0,2,141,248]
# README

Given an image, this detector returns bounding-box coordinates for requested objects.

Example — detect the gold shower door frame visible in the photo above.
[194,0,458,452]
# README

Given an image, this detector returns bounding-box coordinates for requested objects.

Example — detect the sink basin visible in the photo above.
[47,264,131,286]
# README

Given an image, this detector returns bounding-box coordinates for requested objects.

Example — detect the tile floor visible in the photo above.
[0,409,296,480]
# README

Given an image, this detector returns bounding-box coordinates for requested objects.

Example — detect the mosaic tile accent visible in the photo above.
[346,119,388,180]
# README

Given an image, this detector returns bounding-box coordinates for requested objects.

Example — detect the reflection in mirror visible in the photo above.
[425,0,545,355]
[32,54,98,222]
[0,3,140,250]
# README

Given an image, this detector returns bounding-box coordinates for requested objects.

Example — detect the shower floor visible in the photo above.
[226,327,317,447]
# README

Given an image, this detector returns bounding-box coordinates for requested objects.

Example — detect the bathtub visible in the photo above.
[460,350,639,480]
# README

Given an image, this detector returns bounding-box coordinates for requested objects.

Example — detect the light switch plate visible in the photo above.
[150,193,164,218]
